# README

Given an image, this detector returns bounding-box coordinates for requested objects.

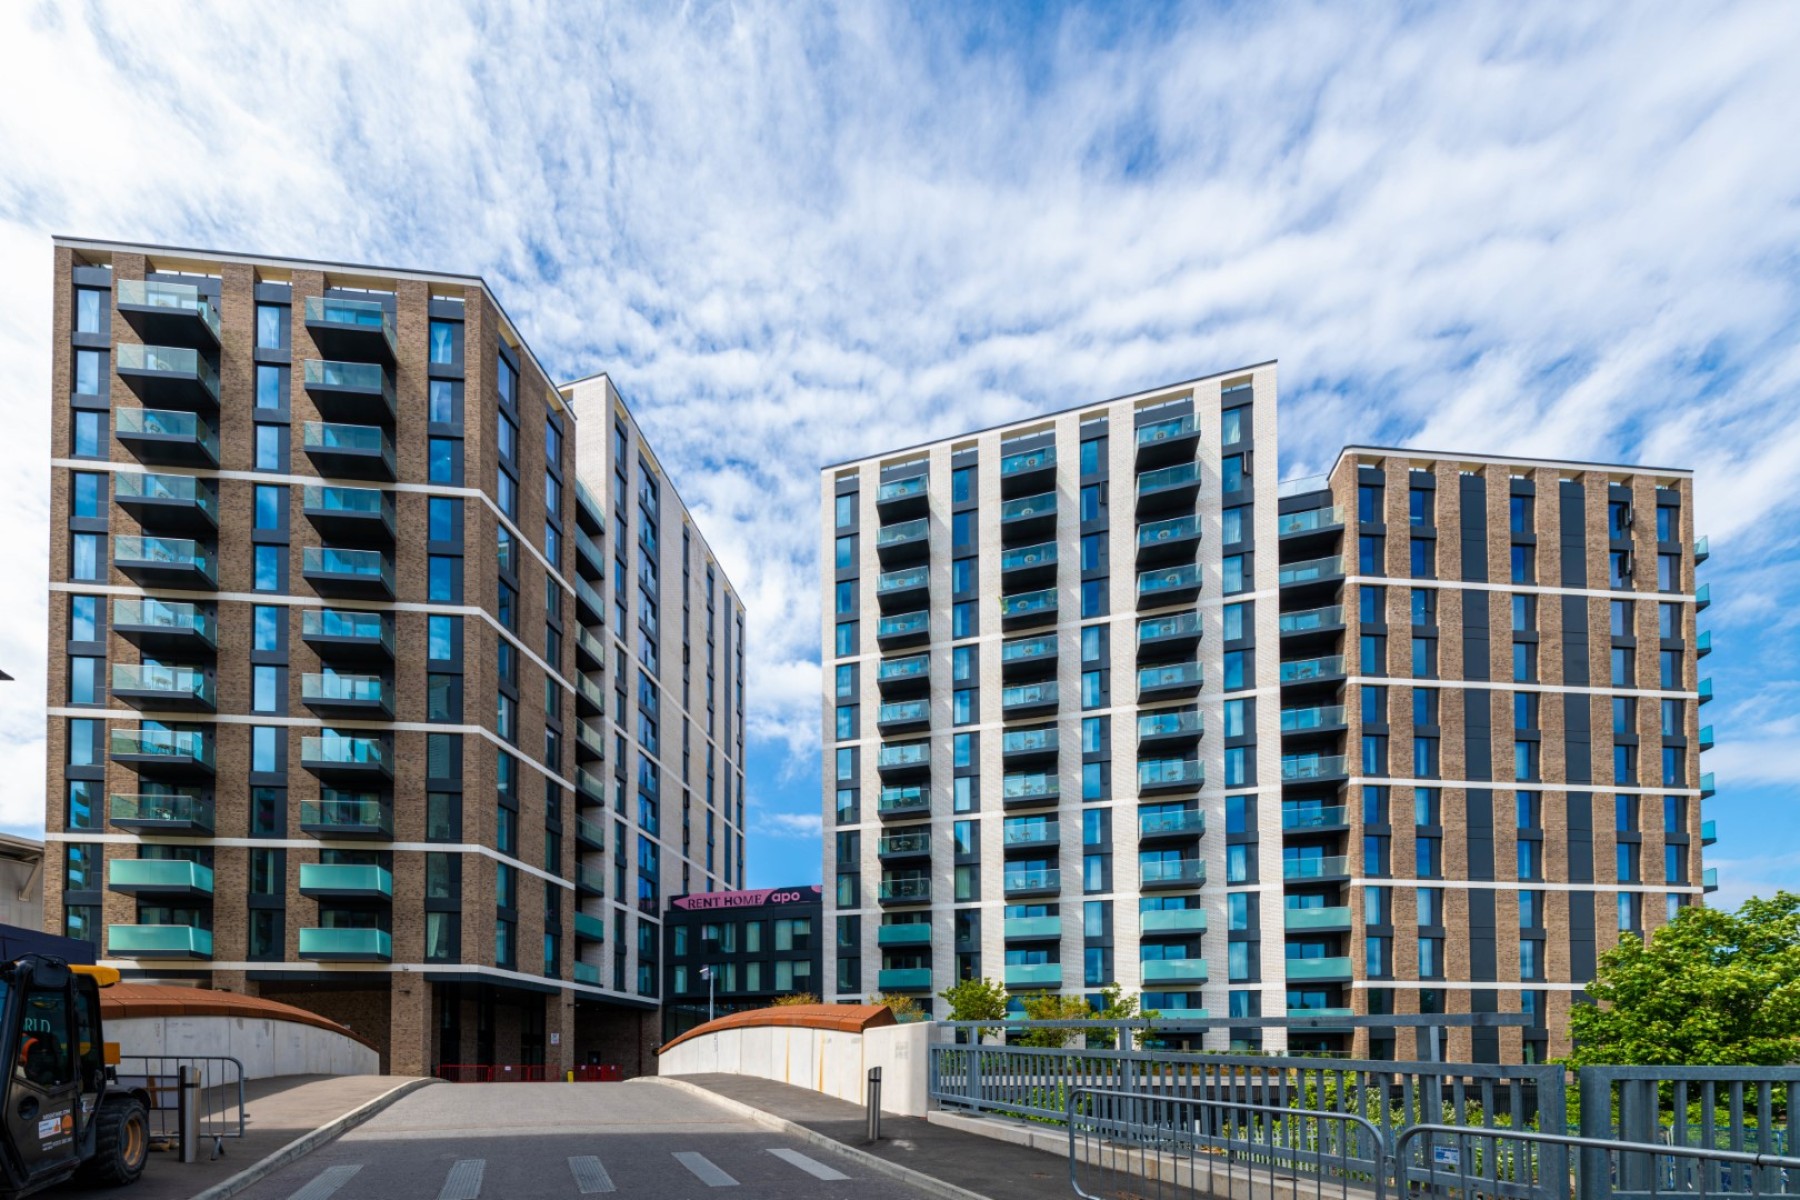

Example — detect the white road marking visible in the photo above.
[766,1147,850,1180]
[569,1155,617,1193]
[286,1165,362,1200]
[438,1158,485,1199]
[674,1150,740,1187]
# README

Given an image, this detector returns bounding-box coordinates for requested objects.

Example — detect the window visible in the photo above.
[71,472,101,519]
[1514,642,1536,683]
[951,467,973,502]
[74,349,101,396]
[70,534,100,582]
[1080,580,1106,617]
[428,615,454,661]
[69,595,96,643]
[1611,648,1634,687]
[1411,588,1434,627]
[834,535,856,570]
[1612,697,1635,734]
[1080,484,1102,521]
[953,601,976,638]
[1223,554,1246,593]
[1656,507,1675,542]
[252,665,278,712]
[256,425,283,471]
[1221,454,1244,492]
[256,363,283,409]
[429,437,457,483]
[430,320,458,363]
[1359,536,1383,574]
[1610,551,1631,589]
[254,484,283,530]
[1410,538,1432,576]
[1511,545,1534,584]
[429,497,457,542]
[67,657,97,705]
[1221,506,1246,544]
[1512,594,1535,632]
[1358,485,1382,523]
[1409,488,1431,526]
[835,623,857,656]
[835,494,856,528]
[1515,740,1539,781]
[430,557,458,603]
[1222,699,1246,738]
[71,410,100,457]
[1223,650,1246,690]
[256,303,284,348]
[254,545,282,592]
[75,288,103,334]
[252,725,278,773]
[1223,602,1247,642]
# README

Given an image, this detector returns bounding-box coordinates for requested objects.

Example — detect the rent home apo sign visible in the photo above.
[671,886,822,911]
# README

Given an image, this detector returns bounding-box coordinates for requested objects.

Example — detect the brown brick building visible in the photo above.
[44,238,746,1075]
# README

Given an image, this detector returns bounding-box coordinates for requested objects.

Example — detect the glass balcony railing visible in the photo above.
[299,797,390,835]
[999,493,1056,523]
[1139,809,1205,837]
[1002,728,1057,755]
[878,700,929,726]
[1137,515,1199,548]
[1001,589,1057,619]
[877,566,929,594]
[876,518,929,546]
[1000,446,1055,477]
[576,576,605,617]
[303,484,389,518]
[879,830,931,857]
[878,611,929,639]
[1696,583,1712,610]
[1001,682,1058,709]
[1279,606,1343,635]
[112,599,215,644]
[108,924,213,958]
[1138,564,1201,596]
[1138,709,1203,740]
[302,608,394,653]
[110,727,212,767]
[877,924,932,948]
[303,420,390,456]
[878,742,931,769]
[1284,906,1352,932]
[879,877,931,903]
[1278,473,1330,499]
[1000,543,1057,572]
[1702,819,1717,846]
[1142,958,1208,985]
[574,912,606,941]
[298,864,393,898]
[1140,859,1205,886]
[114,536,214,579]
[576,721,606,758]
[1001,635,1057,665]
[1139,759,1204,788]
[1704,867,1718,892]
[878,967,931,990]
[114,407,219,456]
[1285,956,1354,981]
[1136,415,1196,446]
[1279,557,1344,586]
[878,787,929,815]
[1281,705,1347,732]
[301,735,387,769]
[1004,962,1062,988]
[877,655,929,683]
[575,815,606,848]
[1004,915,1061,939]
[1003,774,1059,801]
[109,793,213,830]
[1004,869,1061,893]
[303,546,394,588]
[113,472,216,516]
[1137,461,1199,496]
[116,343,219,397]
[302,674,389,707]
[1139,662,1202,691]
[111,664,214,705]
[117,279,222,337]
[1699,725,1715,751]
[1139,612,1201,643]
[1288,755,1346,784]
[1283,856,1350,880]
[1002,821,1058,847]
[109,858,214,893]
[576,864,607,894]
[577,767,607,803]
[576,674,605,712]
[1281,805,1348,830]
[1140,907,1207,934]
[1701,772,1715,798]
[298,928,393,960]
[878,475,927,503]
[1280,656,1345,683]
[304,358,392,398]
[1695,535,1710,563]
[1279,506,1343,536]
[304,295,397,347]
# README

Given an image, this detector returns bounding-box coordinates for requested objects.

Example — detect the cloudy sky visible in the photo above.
[1,1,1796,906]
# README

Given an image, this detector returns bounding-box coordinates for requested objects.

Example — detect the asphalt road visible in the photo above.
[231,1081,942,1200]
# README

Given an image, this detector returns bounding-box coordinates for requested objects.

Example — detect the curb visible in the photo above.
[638,1076,994,1200]
[188,1076,440,1200]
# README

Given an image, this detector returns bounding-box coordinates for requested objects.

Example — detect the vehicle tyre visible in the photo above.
[81,1094,149,1186]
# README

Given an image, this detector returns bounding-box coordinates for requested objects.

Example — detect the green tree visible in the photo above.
[940,976,1009,1038]
[1018,990,1092,1047]
[770,992,819,1007]
[869,992,923,1020]
[1563,891,1800,1067]
[1088,984,1159,1049]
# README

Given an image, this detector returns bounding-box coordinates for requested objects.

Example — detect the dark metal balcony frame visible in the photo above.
[303,487,397,545]
[116,345,220,411]
[998,446,1056,499]
[299,801,395,840]
[110,668,216,714]
[999,636,1058,681]
[303,425,397,482]
[1139,664,1203,702]
[301,611,394,664]
[875,657,931,698]
[113,542,217,592]
[303,359,397,425]
[117,283,221,351]
[999,541,1058,588]
[999,492,1057,544]
[875,568,929,614]
[303,549,396,601]
[304,295,399,365]
[876,831,932,861]
[875,701,931,735]
[114,478,218,535]
[1134,463,1200,517]
[1000,684,1058,719]
[1134,415,1198,469]
[875,520,930,568]
[113,409,220,469]
[876,611,931,651]
[301,677,394,720]
[1000,727,1058,767]
[1136,516,1201,567]
[875,474,929,522]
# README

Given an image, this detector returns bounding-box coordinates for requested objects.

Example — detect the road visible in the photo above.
[231,1080,941,1200]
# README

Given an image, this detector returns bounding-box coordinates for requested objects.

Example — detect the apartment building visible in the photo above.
[660,884,824,1040]
[819,362,1713,1063]
[44,238,745,1075]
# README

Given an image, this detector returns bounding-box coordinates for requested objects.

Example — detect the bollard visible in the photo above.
[866,1066,882,1143]
[178,1065,200,1164]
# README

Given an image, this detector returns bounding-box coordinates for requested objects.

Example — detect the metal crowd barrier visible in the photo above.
[115,1054,245,1159]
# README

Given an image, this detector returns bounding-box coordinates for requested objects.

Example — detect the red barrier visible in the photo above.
[436,1064,493,1083]
[571,1064,624,1082]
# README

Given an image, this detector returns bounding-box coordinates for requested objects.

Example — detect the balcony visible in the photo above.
[1139,660,1202,701]
[109,793,213,834]
[1141,908,1207,936]
[876,923,931,947]
[303,421,396,481]
[878,877,931,905]
[1699,725,1715,751]
[301,735,391,782]
[999,492,1057,542]
[575,815,605,850]
[1000,587,1058,631]
[1135,461,1200,516]
[569,960,597,987]
[574,479,604,535]
[304,295,397,363]
[576,626,606,670]
[1002,820,1058,851]
[1279,556,1345,597]
[117,279,221,349]
[1004,869,1061,898]
[999,445,1056,497]
[1000,634,1058,680]
[110,663,215,712]
[302,608,394,662]
[876,565,929,613]
[877,830,931,860]
[1002,773,1059,808]
[114,407,219,468]
[1277,505,1345,553]
[114,472,217,534]
[116,343,219,410]
[1000,542,1058,588]
[303,359,395,424]
[576,720,606,762]
[576,673,605,717]
[114,536,216,591]
[1285,956,1354,982]
[1138,708,1202,749]
[575,530,605,581]
[1004,915,1062,941]
[577,767,606,806]
[1001,681,1058,717]
[876,741,931,778]
[576,864,606,897]
[298,928,393,962]
[108,924,213,960]
[1279,605,1345,647]
[576,576,605,626]
[1704,867,1719,893]
[1136,515,1200,566]
[1283,856,1350,881]
[110,728,213,777]
[1001,727,1057,765]
[303,486,395,544]
[574,912,606,942]
[303,546,394,600]
[1695,535,1710,564]
[112,599,215,657]
[1698,677,1713,705]
[876,700,930,734]
[1281,754,1348,783]
[877,967,931,991]
[876,654,930,697]
[1004,962,1061,988]
[877,787,930,819]
[1138,612,1201,660]
[300,673,391,719]
[875,517,930,567]
[1280,655,1346,688]
[1281,805,1349,832]
[876,474,929,521]
[299,796,393,839]
[1281,705,1347,739]
[1138,809,1205,839]
[1696,629,1711,658]
[1134,414,1198,468]
[1696,583,1711,611]
[109,858,213,897]
[1143,958,1208,986]
[1702,819,1717,847]
[1138,758,1204,795]
[1701,772,1715,798]
[299,863,393,901]
[1284,907,1353,933]
[1138,563,1201,607]
[877,610,930,650]
[1288,1008,1355,1028]
[1141,859,1206,889]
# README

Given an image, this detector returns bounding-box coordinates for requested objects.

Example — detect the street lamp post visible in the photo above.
[701,964,714,1023]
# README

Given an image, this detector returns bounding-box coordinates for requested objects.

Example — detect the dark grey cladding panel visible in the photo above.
[1568,890,1597,982]
[1460,474,1489,582]
[1464,590,1491,683]
[1466,788,1494,882]
[1560,480,1588,587]
[1565,692,1593,785]
[1562,594,1590,686]
[1465,688,1493,782]
[1567,791,1594,884]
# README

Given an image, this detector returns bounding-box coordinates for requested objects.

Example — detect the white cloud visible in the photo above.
[753,812,823,840]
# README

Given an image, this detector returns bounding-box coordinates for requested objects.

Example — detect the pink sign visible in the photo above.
[672,885,822,911]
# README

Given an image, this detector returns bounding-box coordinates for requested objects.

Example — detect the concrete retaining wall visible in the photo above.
[110,1015,380,1080]
[657,1018,935,1116]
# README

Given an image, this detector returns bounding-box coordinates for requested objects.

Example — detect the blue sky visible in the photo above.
[0,1,1797,905]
